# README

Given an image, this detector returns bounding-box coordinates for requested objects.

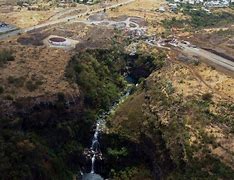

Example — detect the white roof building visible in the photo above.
[189,0,195,4]
[159,6,166,12]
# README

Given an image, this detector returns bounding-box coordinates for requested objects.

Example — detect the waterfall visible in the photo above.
[88,115,102,174]
[91,155,95,174]
[82,86,133,178]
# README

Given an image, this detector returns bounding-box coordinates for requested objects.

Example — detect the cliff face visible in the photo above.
[0,42,233,179]
[0,47,131,179]
[109,61,234,179]
[0,93,82,119]
[0,92,97,179]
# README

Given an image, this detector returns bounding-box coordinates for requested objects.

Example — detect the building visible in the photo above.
[159,6,166,12]
[60,0,74,3]
[0,22,7,28]
[172,0,232,7]
[204,0,230,8]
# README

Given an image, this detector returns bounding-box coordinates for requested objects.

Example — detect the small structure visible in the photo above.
[0,22,7,28]
[169,3,178,12]
[60,0,74,3]
[171,0,231,7]
[28,5,40,11]
[44,35,79,49]
[188,0,195,5]
[204,0,230,8]
[49,37,69,46]
[0,22,18,33]
[87,0,94,5]
[201,7,211,13]
[159,6,166,13]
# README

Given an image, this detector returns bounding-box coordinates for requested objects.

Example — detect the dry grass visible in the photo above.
[158,58,234,102]
[0,9,56,28]
[0,39,79,98]
[109,92,145,141]
[106,0,185,34]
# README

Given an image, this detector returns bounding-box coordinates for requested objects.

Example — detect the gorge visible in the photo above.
[0,41,233,180]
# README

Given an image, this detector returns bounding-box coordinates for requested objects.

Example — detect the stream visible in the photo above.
[81,84,134,180]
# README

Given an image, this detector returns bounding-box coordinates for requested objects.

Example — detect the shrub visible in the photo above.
[162,9,234,29]
[57,92,65,102]
[0,85,4,94]
[202,93,213,101]
[7,76,25,87]
[0,49,15,67]
[25,78,43,92]
[4,94,13,100]
[26,80,36,91]
[26,80,40,92]
[65,49,125,110]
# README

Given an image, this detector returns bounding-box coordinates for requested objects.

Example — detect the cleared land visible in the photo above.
[0,9,56,28]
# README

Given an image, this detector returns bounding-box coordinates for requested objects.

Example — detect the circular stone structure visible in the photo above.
[48,37,69,46]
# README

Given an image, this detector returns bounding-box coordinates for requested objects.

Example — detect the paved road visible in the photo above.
[0,0,136,41]
[180,43,234,72]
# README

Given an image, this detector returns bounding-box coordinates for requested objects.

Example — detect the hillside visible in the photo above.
[0,0,234,179]
[108,60,234,179]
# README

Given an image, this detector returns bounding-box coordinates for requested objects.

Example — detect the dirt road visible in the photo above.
[180,43,234,73]
[0,0,136,41]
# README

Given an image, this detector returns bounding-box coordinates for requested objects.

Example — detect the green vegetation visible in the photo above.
[187,11,234,28]
[107,147,128,159]
[65,48,127,110]
[0,94,95,179]
[162,7,234,30]
[201,92,213,101]
[25,79,43,92]
[216,103,234,133]
[0,46,166,179]
[3,42,231,179]
[129,52,165,81]
[60,48,166,178]
[110,166,152,180]
[65,48,165,111]
[4,76,41,96]
[110,72,234,179]
[3,94,14,100]
[0,85,4,94]
[0,49,15,67]
[8,76,25,88]
[0,118,72,179]
[170,152,234,179]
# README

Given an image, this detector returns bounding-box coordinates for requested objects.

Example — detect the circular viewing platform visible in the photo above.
[48,37,68,46]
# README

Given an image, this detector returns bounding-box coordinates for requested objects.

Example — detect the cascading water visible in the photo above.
[89,122,101,174]
[81,85,133,179]
[91,155,95,174]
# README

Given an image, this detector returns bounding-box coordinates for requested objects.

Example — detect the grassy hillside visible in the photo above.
[109,62,234,179]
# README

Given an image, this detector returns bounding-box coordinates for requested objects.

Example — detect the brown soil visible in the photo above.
[0,39,79,99]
